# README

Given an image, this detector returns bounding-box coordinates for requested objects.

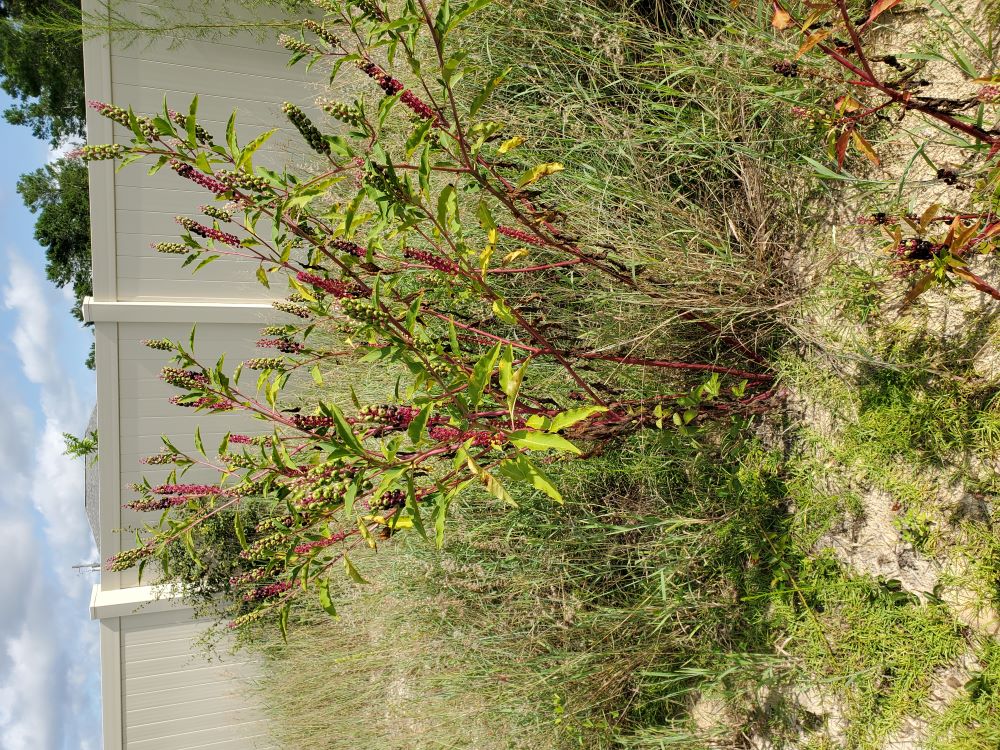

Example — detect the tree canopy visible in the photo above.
[17,157,92,322]
[0,0,87,144]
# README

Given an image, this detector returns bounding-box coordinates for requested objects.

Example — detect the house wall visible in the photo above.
[82,0,336,745]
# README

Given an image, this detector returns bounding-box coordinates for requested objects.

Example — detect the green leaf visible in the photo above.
[498,454,562,503]
[407,403,433,444]
[226,111,238,157]
[437,184,459,233]
[491,298,516,324]
[470,67,510,117]
[432,492,450,548]
[218,431,230,456]
[405,117,434,158]
[448,319,461,356]
[278,602,290,642]
[466,454,516,506]
[468,343,501,406]
[318,579,338,618]
[405,474,427,541]
[508,430,581,454]
[496,135,524,154]
[405,293,423,334]
[548,406,607,433]
[498,345,527,424]
[237,129,277,171]
[344,554,370,583]
[442,50,467,85]
[329,403,366,455]
[357,516,377,548]
[310,365,323,385]
[234,511,248,549]
[516,162,563,188]
[194,426,205,457]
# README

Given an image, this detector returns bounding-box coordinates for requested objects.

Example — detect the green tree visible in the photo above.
[17,157,94,367]
[0,0,87,145]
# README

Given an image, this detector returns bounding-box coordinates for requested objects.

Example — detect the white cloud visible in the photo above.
[0,250,100,750]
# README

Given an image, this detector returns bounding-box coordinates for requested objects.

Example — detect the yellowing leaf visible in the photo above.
[795,29,830,60]
[501,248,529,265]
[835,95,862,113]
[771,2,793,29]
[516,162,564,188]
[852,131,880,166]
[497,136,525,155]
[919,203,941,231]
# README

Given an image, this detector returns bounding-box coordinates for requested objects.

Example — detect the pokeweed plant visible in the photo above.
[87,0,774,633]
[770,0,1000,304]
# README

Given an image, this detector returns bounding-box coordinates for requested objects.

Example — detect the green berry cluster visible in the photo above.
[320,99,365,128]
[201,205,231,222]
[161,367,206,389]
[239,532,284,559]
[282,102,330,156]
[217,169,272,193]
[279,33,314,55]
[233,480,267,497]
[141,338,174,351]
[341,298,390,326]
[273,300,312,319]
[261,325,294,336]
[242,357,286,371]
[169,110,214,144]
[106,545,154,572]
[154,242,187,255]
[364,162,396,194]
[302,19,339,46]
[221,452,257,470]
[350,0,383,20]
[139,451,176,465]
[79,144,125,161]
[136,115,158,140]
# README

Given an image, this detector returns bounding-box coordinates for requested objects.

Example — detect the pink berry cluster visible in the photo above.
[229,567,267,587]
[331,238,367,258]
[256,337,304,353]
[498,225,548,247]
[293,414,337,430]
[175,216,241,247]
[152,483,226,496]
[978,85,1000,103]
[296,271,358,298]
[169,159,228,194]
[403,247,460,275]
[293,531,348,555]
[229,434,271,446]
[124,496,189,512]
[357,403,417,429]
[168,395,236,410]
[243,581,293,602]
[429,425,505,447]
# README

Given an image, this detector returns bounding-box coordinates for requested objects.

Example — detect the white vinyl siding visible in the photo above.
[120,609,273,750]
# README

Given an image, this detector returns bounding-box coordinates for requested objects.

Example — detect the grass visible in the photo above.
[192,0,1000,746]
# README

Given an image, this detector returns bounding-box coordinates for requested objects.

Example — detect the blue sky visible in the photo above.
[0,93,102,749]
